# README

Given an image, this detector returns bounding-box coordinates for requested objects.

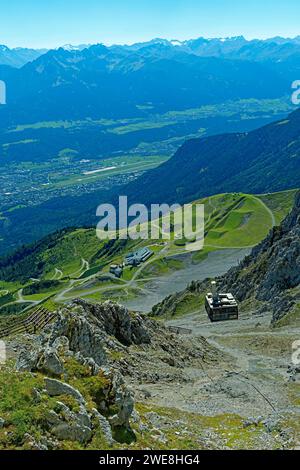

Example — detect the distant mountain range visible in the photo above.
[123,107,300,204]
[3,35,300,67]
[179,35,300,62]
[0,44,93,68]
[1,36,300,126]
[110,35,300,64]
[0,45,47,68]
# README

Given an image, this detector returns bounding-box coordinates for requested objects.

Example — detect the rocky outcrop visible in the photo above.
[72,299,151,346]
[45,401,92,444]
[44,378,86,404]
[219,191,300,322]
[107,370,134,428]
[16,300,152,374]
[37,348,64,376]
[91,408,115,446]
[15,349,40,372]
[13,300,151,446]
[10,298,216,449]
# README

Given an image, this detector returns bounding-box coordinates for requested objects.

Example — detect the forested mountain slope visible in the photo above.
[124,108,300,205]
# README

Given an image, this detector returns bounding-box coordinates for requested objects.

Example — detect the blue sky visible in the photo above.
[1,0,300,48]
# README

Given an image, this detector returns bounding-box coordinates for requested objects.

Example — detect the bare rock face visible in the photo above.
[15,349,39,372]
[15,343,64,376]
[72,299,151,346]
[107,370,134,428]
[50,422,92,444]
[37,348,64,376]
[37,299,152,370]
[47,306,107,366]
[92,408,115,446]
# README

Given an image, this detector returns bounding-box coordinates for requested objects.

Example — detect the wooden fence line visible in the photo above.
[0,307,57,339]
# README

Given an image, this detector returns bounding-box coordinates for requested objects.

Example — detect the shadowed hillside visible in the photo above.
[123,109,300,205]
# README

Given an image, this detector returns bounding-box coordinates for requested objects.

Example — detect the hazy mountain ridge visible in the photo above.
[0,45,47,68]
[0,42,289,127]
[2,35,300,68]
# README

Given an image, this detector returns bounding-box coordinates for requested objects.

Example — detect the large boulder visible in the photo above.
[92,408,115,445]
[37,348,64,376]
[107,370,134,429]
[47,401,92,444]
[44,378,85,404]
[15,349,39,372]
[51,423,92,444]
